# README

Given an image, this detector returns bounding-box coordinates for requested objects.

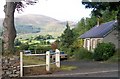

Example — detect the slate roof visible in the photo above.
[80,20,118,39]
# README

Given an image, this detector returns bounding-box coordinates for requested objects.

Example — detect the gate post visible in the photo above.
[55,49,60,68]
[20,52,23,77]
[46,51,50,71]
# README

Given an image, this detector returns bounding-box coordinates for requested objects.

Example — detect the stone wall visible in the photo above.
[2,56,20,79]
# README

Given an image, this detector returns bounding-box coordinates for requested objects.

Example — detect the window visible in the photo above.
[97,39,102,43]
[92,39,96,49]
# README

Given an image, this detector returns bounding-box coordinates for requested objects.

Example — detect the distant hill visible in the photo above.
[0,14,76,38]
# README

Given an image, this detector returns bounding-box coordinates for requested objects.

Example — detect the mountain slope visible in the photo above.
[0,14,76,37]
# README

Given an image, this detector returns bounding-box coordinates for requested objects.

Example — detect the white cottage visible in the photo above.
[80,20,118,51]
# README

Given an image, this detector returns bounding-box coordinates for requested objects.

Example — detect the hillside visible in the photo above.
[0,14,76,38]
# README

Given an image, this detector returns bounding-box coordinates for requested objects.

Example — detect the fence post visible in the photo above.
[55,49,60,68]
[20,52,23,77]
[46,51,50,71]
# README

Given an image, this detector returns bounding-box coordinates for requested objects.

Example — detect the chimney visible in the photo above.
[97,17,100,26]
[97,15,103,26]
[114,15,118,22]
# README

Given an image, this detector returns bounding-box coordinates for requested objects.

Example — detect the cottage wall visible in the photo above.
[91,38,103,51]
[103,30,118,49]
[83,38,103,51]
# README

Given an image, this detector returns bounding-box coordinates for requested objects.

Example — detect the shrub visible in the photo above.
[28,45,36,53]
[66,48,74,56]
[35,46,51,54]
[19,43,29,50]
[60,46,74,56]
[107,49,120,62]
[74,47,93,60]
[93,42,115,61]
[14,46,20,52]
[14,39,22,46]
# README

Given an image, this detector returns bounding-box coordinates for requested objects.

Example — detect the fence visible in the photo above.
[20,49,60,77]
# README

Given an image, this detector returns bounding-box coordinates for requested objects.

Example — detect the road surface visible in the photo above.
[25,60,119,77]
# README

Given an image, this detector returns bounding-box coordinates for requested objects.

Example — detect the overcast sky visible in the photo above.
[0,0,92,22]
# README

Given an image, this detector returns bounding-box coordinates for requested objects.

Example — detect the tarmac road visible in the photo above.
[25,60,119,77]
[0,66,1,79]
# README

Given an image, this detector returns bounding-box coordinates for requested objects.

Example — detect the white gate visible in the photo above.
[20,49,60,77]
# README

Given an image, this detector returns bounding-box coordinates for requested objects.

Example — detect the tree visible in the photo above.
[2,0,37,54]
[60,22,75,48]
[74,18,86,35]
[34,35,44,40]
[45,34,54,39]
[82,1,120,46]
[82,1,120,26]
[72,16,97,37]
[19,43,29,50]
[14,39,22,46]
[82,2,120,16]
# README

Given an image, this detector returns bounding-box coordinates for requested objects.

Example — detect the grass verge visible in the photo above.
[60,65,77,71]
[23,56,77,76]
[23,55,45,65]
[106,49,120,63]
[24,65,77,76]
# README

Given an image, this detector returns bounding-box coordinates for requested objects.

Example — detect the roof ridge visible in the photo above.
[97,20,115,26]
